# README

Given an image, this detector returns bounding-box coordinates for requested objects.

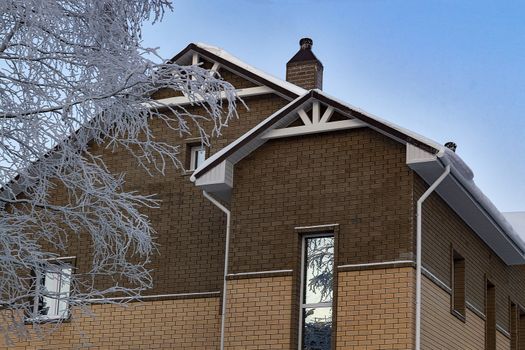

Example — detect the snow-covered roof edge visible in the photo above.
[438,150,525,257]
[189,92,306,182]
[170,43,306,99]
[191,88,525,263]
[194,43,306,97]
[191,89,444,181]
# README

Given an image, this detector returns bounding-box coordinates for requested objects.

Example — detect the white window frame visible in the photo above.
[30,260,73,322]
[189,144,206,171]
[298,233,334,350]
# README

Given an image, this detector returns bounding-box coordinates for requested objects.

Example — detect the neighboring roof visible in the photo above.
[170,43,306,99]
[191,89,444,181]
[503,212,525,242]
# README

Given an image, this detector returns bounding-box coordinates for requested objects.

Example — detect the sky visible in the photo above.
[142,0,525,212]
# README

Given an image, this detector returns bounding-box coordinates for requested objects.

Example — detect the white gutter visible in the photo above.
[202,191,231,350]
[415,164,450,350]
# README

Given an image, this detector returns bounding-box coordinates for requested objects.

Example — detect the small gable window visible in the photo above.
[189,145,206,171]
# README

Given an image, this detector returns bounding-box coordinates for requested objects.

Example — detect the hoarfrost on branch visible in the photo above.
[0,0,237,342]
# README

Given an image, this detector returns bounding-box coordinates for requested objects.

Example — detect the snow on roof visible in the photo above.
[192,89,445,182]
[195,43,306,97]
[183,42,524,263]
[313,89,445,155]
[191,88,525,263]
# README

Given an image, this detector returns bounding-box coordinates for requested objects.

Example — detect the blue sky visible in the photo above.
[142,0,524,212]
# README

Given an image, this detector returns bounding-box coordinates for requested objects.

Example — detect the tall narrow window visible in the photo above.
[486,279,496,350]
[519,309,525,349]
[32,264,72,320]
[512,303,525,350]
[451,250,465,317]
[299,235,334,350]
[511,302,518,350]
[189,145,206,170]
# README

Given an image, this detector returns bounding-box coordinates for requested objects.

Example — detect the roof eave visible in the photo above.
[408,153,525,265]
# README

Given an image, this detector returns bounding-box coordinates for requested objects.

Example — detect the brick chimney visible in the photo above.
[286,38,323,90]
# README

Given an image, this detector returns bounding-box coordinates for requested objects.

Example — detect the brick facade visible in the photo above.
[1,296,220,349]
[336,267,415,349]
[286,61,323,90]
[7,43,524,350]
[224,276,293,349]
[230,128,413,275]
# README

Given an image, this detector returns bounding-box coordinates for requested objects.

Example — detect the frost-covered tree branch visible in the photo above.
[0,0,238,344]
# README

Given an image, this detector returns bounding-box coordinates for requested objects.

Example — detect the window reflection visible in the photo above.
[303,307,332,350]
[304,237,334,304]
[301,235,334,350]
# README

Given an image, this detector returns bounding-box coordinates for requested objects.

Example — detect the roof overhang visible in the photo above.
[170,43,305,100]
[191,89,443,185]
[407,145,525,265]
[192,88,525,265]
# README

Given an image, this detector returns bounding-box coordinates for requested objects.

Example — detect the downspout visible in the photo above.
[203,191,231,350]
[415,164,450,350]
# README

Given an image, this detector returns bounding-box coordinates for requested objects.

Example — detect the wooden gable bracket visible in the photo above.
[261,100,366,140]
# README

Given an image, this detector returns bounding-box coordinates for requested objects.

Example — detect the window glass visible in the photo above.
[452,250,465,316]
[36,265,72,320]
[304,237,334,304]
[190,145,206,170]
[301,235,334,350]
[302,307,332,350]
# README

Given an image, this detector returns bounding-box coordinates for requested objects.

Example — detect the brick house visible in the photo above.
[5,39,525,349]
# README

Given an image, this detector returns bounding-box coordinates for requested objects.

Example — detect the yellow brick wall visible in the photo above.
[336,267,415,349]
[224,276,293,349]
[2,297,220,350]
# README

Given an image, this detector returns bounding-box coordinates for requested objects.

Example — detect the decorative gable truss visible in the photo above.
[262,100,366,140]
[149,51,278,108]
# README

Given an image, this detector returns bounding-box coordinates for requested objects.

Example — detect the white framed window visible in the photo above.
[299,234,334,350]
[32,263,72,321]
[189,145,206,170]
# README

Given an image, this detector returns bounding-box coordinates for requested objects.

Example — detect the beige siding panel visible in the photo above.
[421,275,485,349]
[497,331,510,350]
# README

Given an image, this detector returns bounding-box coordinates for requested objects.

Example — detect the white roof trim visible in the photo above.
[190,93,305,182]
[194,43,306,97]
[191,86,525,265]
[316,89,445,156]
[192,89,445,183]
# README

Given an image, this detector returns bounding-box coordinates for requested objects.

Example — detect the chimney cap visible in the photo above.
[287,37,323,66]
[300,38,313,50]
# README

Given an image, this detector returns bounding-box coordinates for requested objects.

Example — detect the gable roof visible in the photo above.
[170,43,306,100]
[190,88,525,265]
[191,89,444,181]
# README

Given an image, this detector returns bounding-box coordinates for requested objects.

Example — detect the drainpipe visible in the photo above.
[415,164,450,350]
[203,191,231,350]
